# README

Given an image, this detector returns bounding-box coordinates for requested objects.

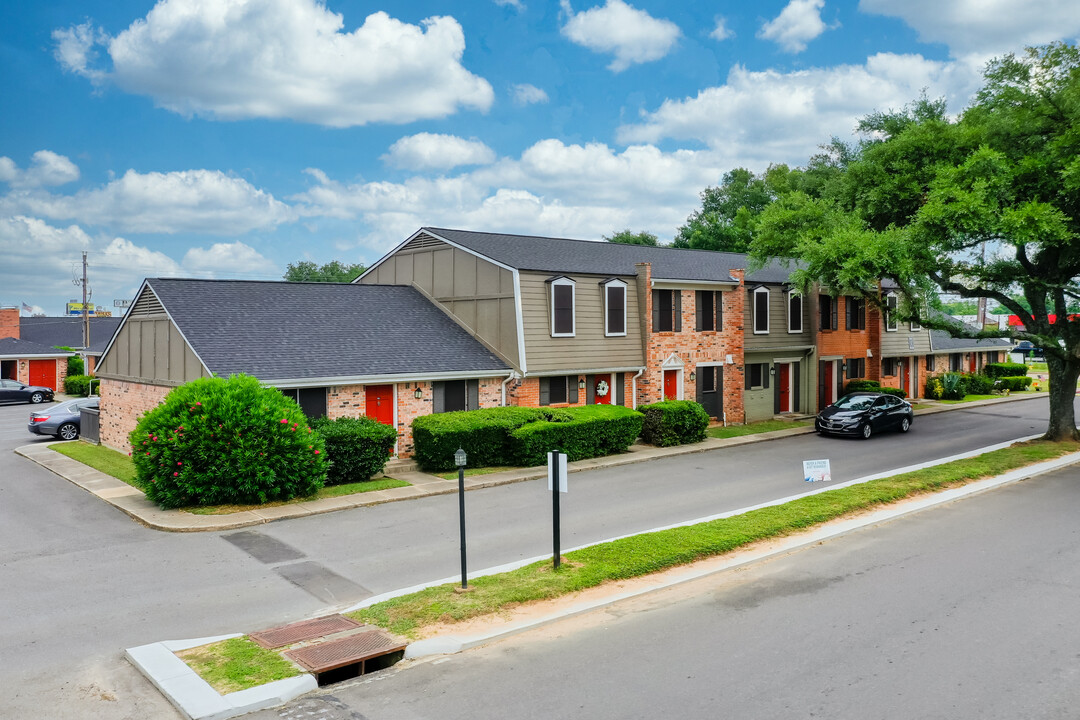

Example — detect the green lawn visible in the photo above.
[708,419,812,439]
[435,465,521,480]
[177,637,299,694]
[48,443,409,513]
[939,387,1045,404]
[350,440,1078,638]
[1027,362,1048,373]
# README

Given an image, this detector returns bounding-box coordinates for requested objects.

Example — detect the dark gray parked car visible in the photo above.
[0,378,54,404]
[28,397,99,440]
[816,392,913,439]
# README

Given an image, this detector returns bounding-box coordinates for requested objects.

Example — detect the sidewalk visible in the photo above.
[14,392,1048,532]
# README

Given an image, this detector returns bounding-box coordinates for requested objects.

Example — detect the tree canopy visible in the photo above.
[605,229,660,246]
[749,42,1080,439]
[283,260,366,283]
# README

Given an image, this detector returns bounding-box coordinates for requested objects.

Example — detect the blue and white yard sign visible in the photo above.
[803,459,832,483]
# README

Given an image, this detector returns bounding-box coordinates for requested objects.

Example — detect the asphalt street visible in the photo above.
[253,462,1080,720]
[0,395,1070,717]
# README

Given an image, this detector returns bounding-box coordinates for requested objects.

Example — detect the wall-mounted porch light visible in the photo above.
[414,386,423,399]
[578,378,586,390]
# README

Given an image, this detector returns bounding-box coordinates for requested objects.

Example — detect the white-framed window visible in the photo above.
[787,291,802,333]
[910,319,921,331]
[753,287,770,334]
[602,279,627,337]
[550,276,576,337]
[885,293,898,332]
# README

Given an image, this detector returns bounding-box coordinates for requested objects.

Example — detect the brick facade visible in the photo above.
[0,307,19,339]
[99,378,171,451]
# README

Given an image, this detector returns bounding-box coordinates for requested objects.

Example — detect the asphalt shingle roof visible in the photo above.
[0,337,72,357]
[143,279,509,382]
[422,227,797,284]
[929,313,1013,352]
[19,316,123,354]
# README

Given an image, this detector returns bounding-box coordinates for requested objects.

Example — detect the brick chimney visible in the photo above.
[0,307,19,340]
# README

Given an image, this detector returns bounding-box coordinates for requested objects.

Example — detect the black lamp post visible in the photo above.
[455,447,468,589]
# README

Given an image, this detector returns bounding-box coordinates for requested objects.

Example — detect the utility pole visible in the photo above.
[81,251,90,349]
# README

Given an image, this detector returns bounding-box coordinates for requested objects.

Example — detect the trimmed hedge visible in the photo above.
[963,373,995,395]
[845,379,881,394]
[312,416,397,485]
[984,362,1028,378]
[878,386,907,399]
[64,374,99,397]
[510,405,645,466]
[638,400,710,447]
[412,407,555,471]
[996,376,1033,392]
[130,374,326,508]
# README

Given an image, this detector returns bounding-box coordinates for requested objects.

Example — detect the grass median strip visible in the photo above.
[708,419,812,439]
[176,637,299,694]
[350,440,1078,638]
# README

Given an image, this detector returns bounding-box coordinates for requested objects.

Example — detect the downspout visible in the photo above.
[501,371,519,406]
[630,367,645,409]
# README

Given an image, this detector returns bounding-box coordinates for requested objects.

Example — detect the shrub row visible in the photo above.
[411,405,643,471]
[843,379,907,399]
[64,374,99,397]
[311,416,397,485]
[995,376,1034,392]
[984,362,1028,378]
[638,400,710,446]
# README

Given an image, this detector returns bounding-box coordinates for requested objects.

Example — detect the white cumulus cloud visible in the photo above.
[560,0,681,72]
[758,0,830,53]
[512,83,550,105]
[181,241,277,275]
[710,18,734,42]
[53,0,494,127]
[382,134,497,171]
[0,151,81,188]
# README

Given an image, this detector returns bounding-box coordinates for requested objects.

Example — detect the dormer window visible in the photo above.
[753,287,769,334]
[549,276,576,337]
[788,291,802,333]
[601,279,627,337]
[885,293,898,332]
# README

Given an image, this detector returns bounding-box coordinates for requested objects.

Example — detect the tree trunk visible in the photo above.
[1042,354,1080,441]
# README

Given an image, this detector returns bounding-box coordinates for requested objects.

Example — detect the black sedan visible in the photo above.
[28,397,98,440]
[0,378,54,404]
[816,392,913,439]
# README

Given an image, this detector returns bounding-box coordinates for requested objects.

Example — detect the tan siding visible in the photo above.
[393,257,414,285]
[745,286,814,350]
[432,249,455,297]
[154,320,169,379]
[169,326,187,379]
[453,249,477,296]
[98,315,205,385]
[520,271,644,372]
[881,325,932,357]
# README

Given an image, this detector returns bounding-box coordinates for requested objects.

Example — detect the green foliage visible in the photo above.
[311,416,397,485]
[66,355,84,376]
[509,405,645,466]
[63,374,98,396]
[984,362,1028,378]
[878,386,908,399]
[844,379,881,394]
[925,376,945,399]
[283,260,365,283]
[638,400,711,447]
[941,372,967,400]
[996,376,1034,392]
[412,407,554,471]
[604,229,659,246]
[963,373,995,395]
[129,375,326,508]
[179,637,299,694]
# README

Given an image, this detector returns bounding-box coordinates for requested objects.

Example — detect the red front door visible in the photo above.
[822,361,834,406]
[663,370,678,400]
[901,360,911,395]
[779,363,790,412]
[365,384,394,426]
[595,375,612,405]
[28,359,55,390]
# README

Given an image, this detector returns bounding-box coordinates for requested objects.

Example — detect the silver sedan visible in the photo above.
[28,397,99,440]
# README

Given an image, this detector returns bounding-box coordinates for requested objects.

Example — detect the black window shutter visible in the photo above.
[715,292,723,330]
[674,291,682,332]
[763,364,770,389]
[793,362,801,413]
[818,361,826,410]
[773,374,781,413]
[586,375,596,404]
[539,377,550,406]
[467,379,479,410]
[569,376,579,404]
[831,299,838,330]
[845,297,852,330]
[433,381,446,413]
[695,291,704,331]
[652,290,661,332]
[616,373,625,406]
[745,365,752,390]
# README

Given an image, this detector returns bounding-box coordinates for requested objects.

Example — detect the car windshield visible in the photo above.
[832,394,876,411]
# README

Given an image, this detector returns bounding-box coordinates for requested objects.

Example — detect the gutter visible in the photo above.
[630,367,645,409]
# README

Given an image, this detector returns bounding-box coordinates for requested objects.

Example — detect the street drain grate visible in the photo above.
[285,628,407,675]
[249,615,362,649]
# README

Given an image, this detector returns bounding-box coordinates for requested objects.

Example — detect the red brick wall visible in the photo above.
[99,378,171,451]
[0,307,19,339]
[817,296,881,383]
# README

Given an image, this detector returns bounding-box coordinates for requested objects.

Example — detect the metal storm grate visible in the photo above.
[249,615,362,649]
[285,629,407,673]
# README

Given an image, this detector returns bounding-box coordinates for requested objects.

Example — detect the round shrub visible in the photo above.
[941,372,967,400]
[925,376,944,400]
[129,374,326,508]
[64,374,99,397]
[311,416,397,485]
[995,376,1033,392]
[639,400,710,447]
[963,373,995,395]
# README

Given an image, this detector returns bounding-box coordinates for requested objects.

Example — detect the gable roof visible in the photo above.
[19,316,123,354]
[140,279,509,383]
[0,337,74,358]
[419,227,797,285]
[929,313,1013,352]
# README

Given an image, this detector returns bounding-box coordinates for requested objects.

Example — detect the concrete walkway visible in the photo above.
[14,392,1048,532]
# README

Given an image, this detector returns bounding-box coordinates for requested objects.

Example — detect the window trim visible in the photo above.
[885,293,898,332]
[749,363,765,390]
[787,290,802,334]
[550,276,576,337]
[602,279,627,337]
[753,287,770,335]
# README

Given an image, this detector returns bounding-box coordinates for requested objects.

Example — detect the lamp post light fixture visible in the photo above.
[455,448,468,589]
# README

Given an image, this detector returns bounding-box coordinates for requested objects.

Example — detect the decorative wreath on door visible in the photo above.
[596,379,610,397]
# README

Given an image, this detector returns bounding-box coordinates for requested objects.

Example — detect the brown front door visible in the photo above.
[663,370,678,400]
[365,384,394,426]
[779,363,790,413]
[28,359,55,390]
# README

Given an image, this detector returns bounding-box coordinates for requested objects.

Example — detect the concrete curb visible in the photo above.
[13,393,1048,532]
[125,636,316,720]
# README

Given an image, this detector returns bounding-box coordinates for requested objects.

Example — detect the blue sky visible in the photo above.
[2,0,1079,315]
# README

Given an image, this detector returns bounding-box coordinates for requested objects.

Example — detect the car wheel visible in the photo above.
[900,417,911,433]
[29,392,44,404]
[860,423,872,439]
[57,423,79,441]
